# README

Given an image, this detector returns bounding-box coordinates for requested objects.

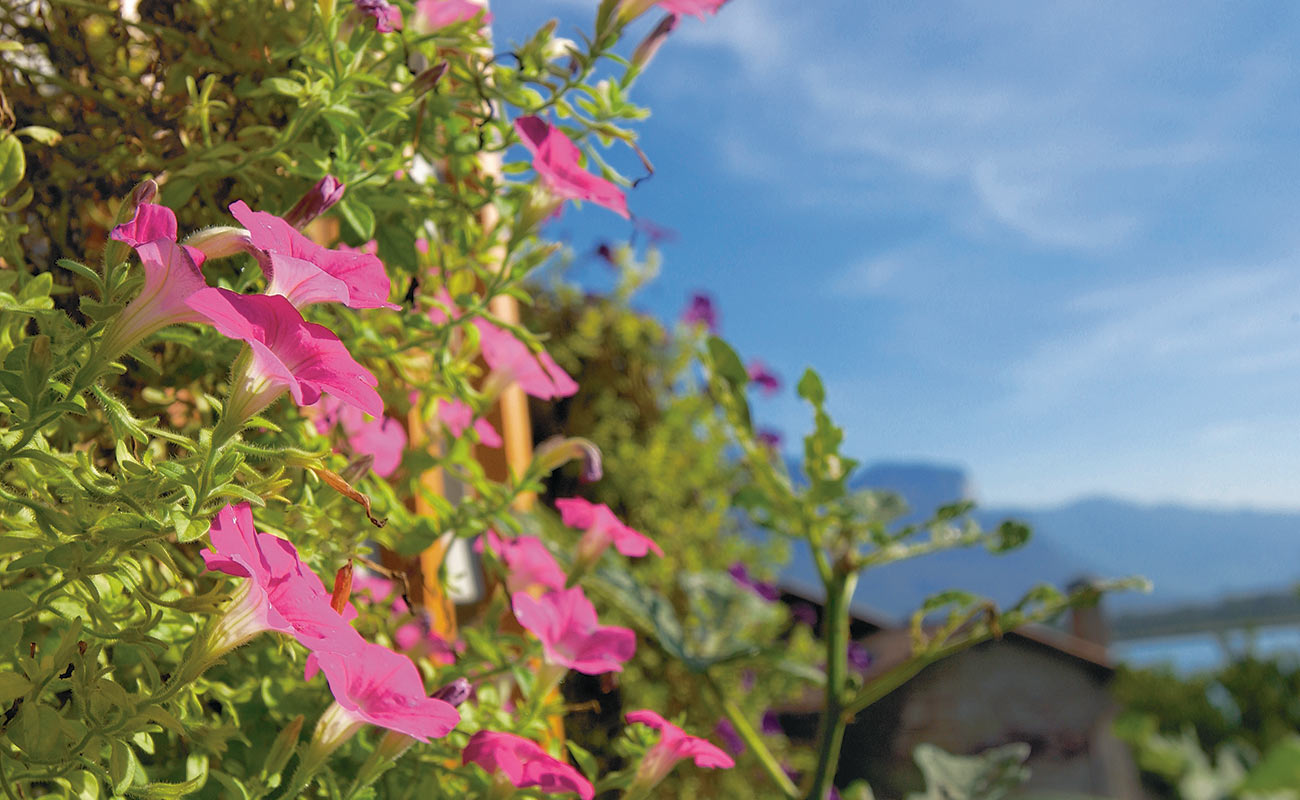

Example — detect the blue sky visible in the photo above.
[515,1,1300,511]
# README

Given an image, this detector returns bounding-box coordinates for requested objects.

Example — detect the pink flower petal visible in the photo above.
[514,116,629,219]
[463,731,594,800]
[474,319,578,400]
[309,642,460,741]
[186,288,383,419]
[415,0,491,28]
[480,531,567,595]
[230,201,399,311]
[511,588,636,675]
[558,497,663,559]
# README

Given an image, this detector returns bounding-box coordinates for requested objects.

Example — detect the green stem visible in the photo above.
[705,674,799,799]
[806,570,857,800]
[842,633,989,719]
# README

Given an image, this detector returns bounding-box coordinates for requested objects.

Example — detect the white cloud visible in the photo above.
[827,253,903,297]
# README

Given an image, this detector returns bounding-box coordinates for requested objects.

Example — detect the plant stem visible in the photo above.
[806,570,857,800]
[704,673,799,799]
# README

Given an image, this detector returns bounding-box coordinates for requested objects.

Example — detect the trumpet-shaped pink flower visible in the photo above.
[436,398,503,447]
[474,319,579,400]
[230,201,399,311]
[316,396,408,477]
[101,237,210,359]
[557,497,662,564]
[514,116,629,219]
[747,360,781,395]
[355,0,403,32]
[308,640,460,742]
[416,0,490,28]
[479,531,567,595]
[111,201,207,265]
[626,709,734,789]
[511,588,635,675]
[462,731,594,800]
[186,288,383,422]
[201,503,359,654]
[657,0,727,17]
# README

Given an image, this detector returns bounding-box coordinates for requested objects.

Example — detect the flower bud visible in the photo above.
[431,677,472,707]
[262,715,305,779]
[533,436,603,483]
[412,62,450,98]
[283,175,346,230]
[132,179,158,207]
[630,14,677,73]
[182,226,252,260]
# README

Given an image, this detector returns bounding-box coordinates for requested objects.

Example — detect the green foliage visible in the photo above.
[905,742,1031,800]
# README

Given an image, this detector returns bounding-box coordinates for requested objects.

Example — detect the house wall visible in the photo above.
[844,639,1143,798]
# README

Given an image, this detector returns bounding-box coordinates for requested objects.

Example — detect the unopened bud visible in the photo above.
[614,0,658,27]
[412,62,450,98]
[533,436,603,483]
[182,226,252,260]
[431,677,472,707]
[630,14,677,72]
[132,179,158,207]
[283,175,345,230]
[262,715,305,779]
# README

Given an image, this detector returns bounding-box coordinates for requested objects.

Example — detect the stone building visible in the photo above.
[776,588,1145,799]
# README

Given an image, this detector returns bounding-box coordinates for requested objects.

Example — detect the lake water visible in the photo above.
[1112,624,1300,673]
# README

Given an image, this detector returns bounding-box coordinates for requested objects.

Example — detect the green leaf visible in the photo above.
[15,126,61,146]
[336,196,376,240]
[0,590,32,619]
[906,742,1031,800]
[0,134,25,196]
[0,671,32,703]
[1239,734,1300,792]
[796,368,825,405]
[705,336,748,388]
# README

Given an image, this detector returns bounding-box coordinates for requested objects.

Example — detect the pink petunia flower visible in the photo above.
[556,498,662,576]
[475,318,579,401]
[462,731,594,800]
[656,0,727,17]
[626,709,734,790]
[186,288,383,423]
[511,587,635,676]
[680,292,717,333]
[478,531,567,596]
[229,200,399,311]
[100,237,210,360]
[307,640,460,742]
[354,0,403,32]
[513,116,629,219]
[747,360,781,395]
[351,574,459,665]
[201,503,359,655]
[436,398,503,447]
[316,395,408,478]
[415,0,490,28]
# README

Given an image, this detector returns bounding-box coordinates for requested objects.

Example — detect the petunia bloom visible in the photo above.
[475,318,579,401]
[100,203,211,359]
[186,288,382,424]
[462,731,594,800]
[436,398,503,447]
[478,531,567,596]
[230,201,399,311]
[354,0,403,32]
[415,0,490,28]
[626,709,734,790]
[201,503,359,655]
[316,395,408,478]
[308,640,460,742]
[747,360,781,395]
[680,292,717,333]
[513,116,629,219]
[556,497,662,577]
[511,587,635,676]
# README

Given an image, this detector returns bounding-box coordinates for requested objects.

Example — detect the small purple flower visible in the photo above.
[792,602,817,628]
[848,641,872,672]
[761,710,783,736]
[756,428,783,450]
[714,718,745,757]
[355,0,403,32]
[681,292,717,332]
[727,563,779,602]
[747,360,781,395]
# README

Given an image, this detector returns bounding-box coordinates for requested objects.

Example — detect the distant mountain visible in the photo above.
[774,461,1300,619]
